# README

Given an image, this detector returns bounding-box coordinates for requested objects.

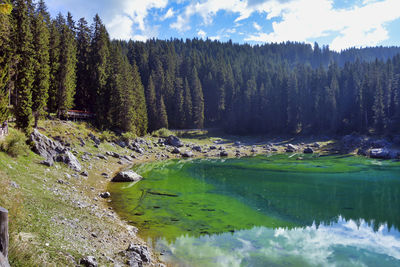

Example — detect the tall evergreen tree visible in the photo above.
[47,16,60,113]
[32,10,50,127]
[56,12,76,116]
[0,0,12,123]
[156,95,168,129]
[90,14,110,128]
[12,0,34,133]
[145,74,157,132]
[75,17,91,110]
[190,67,204,128]
[183,77,192,128]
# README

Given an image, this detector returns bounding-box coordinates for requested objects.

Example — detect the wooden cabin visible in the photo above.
[63,110,95,120]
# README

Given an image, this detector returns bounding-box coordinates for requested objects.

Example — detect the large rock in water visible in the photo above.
[111,171,142,182]
[166,135,183,147]
[30,129,82,172]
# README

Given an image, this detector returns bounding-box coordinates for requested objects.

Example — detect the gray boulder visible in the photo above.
[166,135,183,147]
[192,145,202,152]
[30,129,82,171]
[30,129,64,160]
[100,192,111,198]
[55,151,82,172]
[303,147,314,154]
[370,148,391,159]
[181,151,193,158]
[127,244,151,265]
[220,151,228,157]
[171,147,180,154]
[111,171,142,182]
[88,133,101,145]
[80,256,98,267]
[287,144,297,151]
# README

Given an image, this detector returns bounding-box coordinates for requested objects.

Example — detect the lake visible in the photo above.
[109,154,400,266]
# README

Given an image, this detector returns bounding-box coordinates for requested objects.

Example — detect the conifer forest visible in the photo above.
[2,0,400,136]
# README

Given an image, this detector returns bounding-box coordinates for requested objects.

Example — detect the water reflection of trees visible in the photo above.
[190,159,400,233]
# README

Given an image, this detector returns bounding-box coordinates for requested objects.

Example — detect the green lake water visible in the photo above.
[108,154,400,266]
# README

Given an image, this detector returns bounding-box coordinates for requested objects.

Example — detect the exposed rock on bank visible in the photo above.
[111,171,142,183]
[30,129,82,172]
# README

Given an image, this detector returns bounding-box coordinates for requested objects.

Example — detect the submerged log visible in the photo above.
[0,207,9,267]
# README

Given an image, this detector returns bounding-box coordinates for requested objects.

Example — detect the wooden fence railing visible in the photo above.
[0,207,9,267]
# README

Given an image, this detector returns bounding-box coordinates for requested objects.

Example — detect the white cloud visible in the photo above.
[244,0,400,51]
[158,217,400,266]
[107,14,134,40]
[171,0,251,31]
[104,0,167,40]
[253,22,262,31]
[162,8,175,20]
[197,29,207,39]
[210,35,221,41]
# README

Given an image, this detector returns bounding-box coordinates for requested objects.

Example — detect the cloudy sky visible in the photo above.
[45,0,400,51]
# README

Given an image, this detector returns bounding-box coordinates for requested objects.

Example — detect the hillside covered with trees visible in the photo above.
[1,0,400,136]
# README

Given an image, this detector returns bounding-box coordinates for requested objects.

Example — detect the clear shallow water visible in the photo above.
[108,155,400,266]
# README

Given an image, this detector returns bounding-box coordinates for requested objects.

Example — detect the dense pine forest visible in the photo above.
[1,0,400,136]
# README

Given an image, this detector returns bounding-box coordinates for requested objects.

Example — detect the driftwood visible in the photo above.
[0,207,9,267]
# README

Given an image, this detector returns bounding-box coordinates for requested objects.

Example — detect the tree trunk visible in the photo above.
[0,207,9,266]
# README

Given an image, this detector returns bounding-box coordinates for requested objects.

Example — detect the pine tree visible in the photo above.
[0,0,12,123]
[57,12,76,116]
[373,71,385,132]
[131,62,148,135]
[90,14,110,128]
[190,67,204,128]
[47,17,61,113]
[75,17,91,110]
[145,74,157,131]
[156,95,168,129]
[183,78,192,128]
[32,10,50,127]
[287,72,299,133]
[12,0,34,133]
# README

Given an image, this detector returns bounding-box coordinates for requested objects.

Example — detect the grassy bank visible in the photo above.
[0,121,159,266]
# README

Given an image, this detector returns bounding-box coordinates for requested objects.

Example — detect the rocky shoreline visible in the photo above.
[25,123,400,266]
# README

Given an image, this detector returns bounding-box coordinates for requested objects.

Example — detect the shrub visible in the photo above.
[99,130,116,142]
[0,129,29,157]
[151,128,174,138]
[121,132,137,143]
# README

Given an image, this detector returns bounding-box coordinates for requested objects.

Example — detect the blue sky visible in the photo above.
[45,0,400,51]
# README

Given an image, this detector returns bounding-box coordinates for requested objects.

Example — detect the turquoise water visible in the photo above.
[109,155,400,266]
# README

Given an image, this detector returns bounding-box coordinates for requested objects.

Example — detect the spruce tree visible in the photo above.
[156,95,168,129]
[12,0,34,133]
[75,17,91,110]
[131,62,148,135]
[57,12,76,116]
[90,14,110,128]
[32,11,50,127]
[145,74,157,131]
[0,0,12,123]
[190,67,204,128]
[183,78,192,128]
[47,17,61,113]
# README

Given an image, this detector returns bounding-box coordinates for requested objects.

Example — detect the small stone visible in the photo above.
[80,256,98,267]
[100,192,111,199]
[303,147,314,154]
[81,171,89,177]
[220,151,228,157]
